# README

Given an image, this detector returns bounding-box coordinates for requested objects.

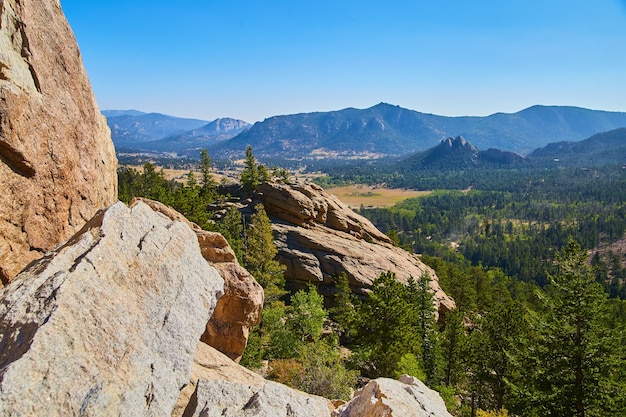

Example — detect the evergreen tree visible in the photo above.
[241,145,260,189]
[407,272,441,385]
[329,272,358,339]
[216,206,244,264]
[441,309,468,387]
[519,240,626,416]
[199,149,217,197]
[244,204,286,302]
[482,302,527,410]
[288,285,327,344]
[354,272,415,378]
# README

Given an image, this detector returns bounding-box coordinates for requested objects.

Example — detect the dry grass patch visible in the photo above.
[326,185,430,208]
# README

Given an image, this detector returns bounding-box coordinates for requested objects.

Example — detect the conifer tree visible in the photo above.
[330,272,357,339]
[407,272,441,385]
[199,149,217,197]
[241,145,260,189]
[519,240,626,416]
[216,206,244,263]
[441,309,468,387]
[354,272,415,378]
[244,204,286,302]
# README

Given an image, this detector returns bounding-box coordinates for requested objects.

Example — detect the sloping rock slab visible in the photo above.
[0,201,224,416]
[334,375,453,417]
[132,197,264,362]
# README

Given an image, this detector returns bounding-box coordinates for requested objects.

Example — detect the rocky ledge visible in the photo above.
[255,181,456,317]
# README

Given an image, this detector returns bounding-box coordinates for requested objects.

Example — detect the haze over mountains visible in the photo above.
[105,103,626,161]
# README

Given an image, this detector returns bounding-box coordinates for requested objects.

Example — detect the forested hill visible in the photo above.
[529,127,626,166]
[214,103,626,158]
[401,136,527,170]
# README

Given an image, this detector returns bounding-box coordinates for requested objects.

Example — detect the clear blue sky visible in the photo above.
[61,0,626,123]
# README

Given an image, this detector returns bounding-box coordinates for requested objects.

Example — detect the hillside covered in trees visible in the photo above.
[117,145,626,416]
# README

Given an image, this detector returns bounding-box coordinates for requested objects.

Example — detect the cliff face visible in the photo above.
[0,0,118,284]
[255,182,456,317]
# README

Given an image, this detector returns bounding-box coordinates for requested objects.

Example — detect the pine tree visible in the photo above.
[520,240,626,416]
[216,206,244,264]
[477,301,525,412]
[329,272,357,339]
[241,145,260,189]
[199,149,217,197]
[407,272,441,385]
[244,204,286,302]
[354,272,415,378]
[441,309,468,387]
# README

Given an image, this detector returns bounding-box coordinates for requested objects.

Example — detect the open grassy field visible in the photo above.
[325,184,430,208]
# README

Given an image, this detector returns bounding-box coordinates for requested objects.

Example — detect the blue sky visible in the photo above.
[61,1,626,123]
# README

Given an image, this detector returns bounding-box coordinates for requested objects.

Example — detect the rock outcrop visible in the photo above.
[255,182,455,316]
[0,201,224,416]
[0,0,118,285]
[174,342,334,417]
[334,375,453,417]
[133,197,264,362]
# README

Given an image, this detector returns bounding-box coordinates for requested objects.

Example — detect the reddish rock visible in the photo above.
[0,0,117,284]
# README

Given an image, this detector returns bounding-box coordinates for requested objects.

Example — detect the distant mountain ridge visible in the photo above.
[142,118,251,153]
[213,103,626,159]
[104,104,626,159]
[105,112,249,152]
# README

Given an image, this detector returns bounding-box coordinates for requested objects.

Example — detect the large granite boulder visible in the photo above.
[0,201,224,416]
[255,181,455,317]
[0,0,118,285]
[132,197,264,362]
[334,375,453,417]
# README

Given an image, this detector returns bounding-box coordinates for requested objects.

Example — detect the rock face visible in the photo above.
[334,375,453,417]
[0,0,118,284]
[256,182,455,316]
[0,201,224,416]
[133,197,264,362]
[176,342,333,417]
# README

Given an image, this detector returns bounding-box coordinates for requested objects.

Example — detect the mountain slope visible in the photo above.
[213,104,626,159]
[143,118,251,152]
[529,127,626,166]
[105,112,210,147]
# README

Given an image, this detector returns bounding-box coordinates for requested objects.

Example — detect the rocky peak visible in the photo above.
[0,0,118,285]
[439,136,478,153]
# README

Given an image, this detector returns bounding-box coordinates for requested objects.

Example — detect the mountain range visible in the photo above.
[104,111,250,152]
[104,103,626,160]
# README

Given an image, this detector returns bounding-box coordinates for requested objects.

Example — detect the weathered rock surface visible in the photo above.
[256,182,455,316]
[334,375,453,417]
[132,197,264,362]
[176,343,333,417]
[172,341,265,417]
[0,0,118,284]
[0,201,224,416]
